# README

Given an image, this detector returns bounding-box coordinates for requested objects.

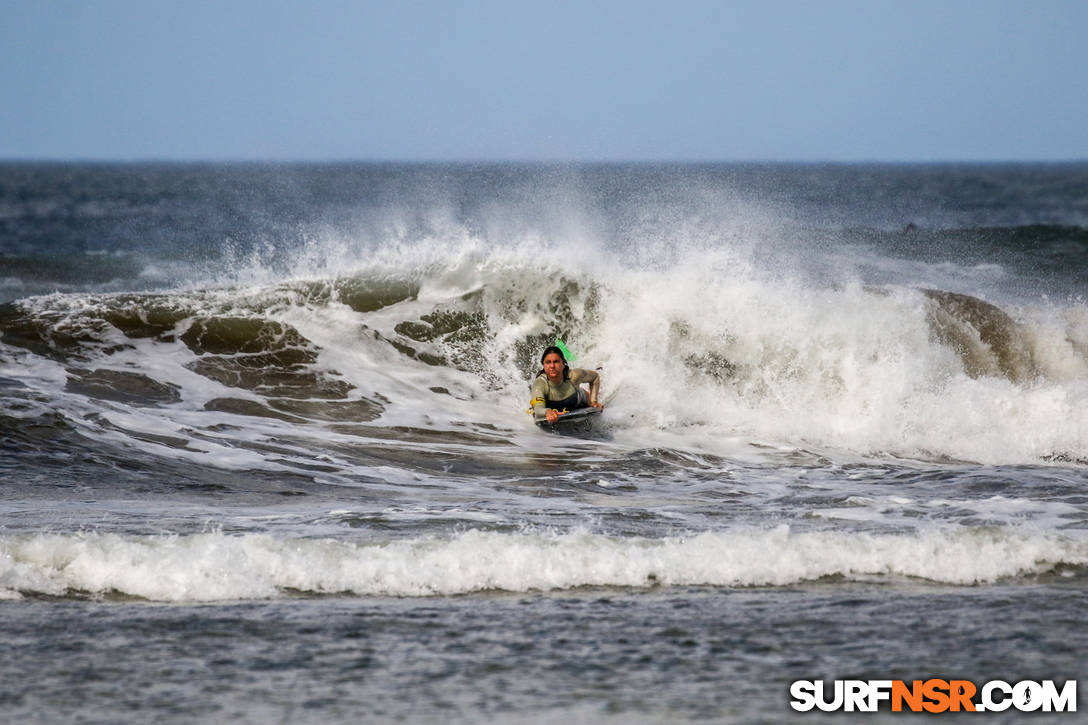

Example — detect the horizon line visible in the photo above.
[2,155,1087,166]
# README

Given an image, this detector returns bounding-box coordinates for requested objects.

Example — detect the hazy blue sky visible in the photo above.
[2,0,1086,161]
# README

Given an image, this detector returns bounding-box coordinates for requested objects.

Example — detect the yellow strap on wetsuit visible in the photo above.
[527,398,570,417]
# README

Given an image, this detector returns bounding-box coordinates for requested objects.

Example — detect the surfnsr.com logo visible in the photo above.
[790,679,1077,713]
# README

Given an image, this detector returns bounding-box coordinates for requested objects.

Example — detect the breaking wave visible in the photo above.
[2,526,1085,602]
[1,229,1085,467]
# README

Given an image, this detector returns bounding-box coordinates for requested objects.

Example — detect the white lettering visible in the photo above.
[982,680,1013,712]
[815,680,844,712]
[792,678,1075,714]
[1014,680,1043,712]
[1040,680,1077,713]
[845,680,868,712]
[789,680,816,712]
[868,680,893,711]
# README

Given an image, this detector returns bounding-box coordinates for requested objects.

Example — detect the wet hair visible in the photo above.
[537,345,570,381]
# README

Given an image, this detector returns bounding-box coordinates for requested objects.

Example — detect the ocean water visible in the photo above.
[1,162,1086,723]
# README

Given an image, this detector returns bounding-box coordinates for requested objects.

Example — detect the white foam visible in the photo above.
[533,246,1088,464]
[285,229,1084,465]
[1,526,1084,602]
[5,225,1087,467]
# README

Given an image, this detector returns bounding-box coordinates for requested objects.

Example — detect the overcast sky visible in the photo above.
[2,0,1087,162]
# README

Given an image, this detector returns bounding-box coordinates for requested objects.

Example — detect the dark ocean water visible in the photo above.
[1,162,1086,723]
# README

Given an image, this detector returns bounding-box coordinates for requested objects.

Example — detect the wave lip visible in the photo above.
[2,527,1084,602]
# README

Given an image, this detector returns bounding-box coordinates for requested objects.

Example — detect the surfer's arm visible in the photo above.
[569,368,602,408]
[529,378,550,421]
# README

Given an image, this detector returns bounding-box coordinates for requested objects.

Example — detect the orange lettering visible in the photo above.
[948,680,977,712]
[922,679,951,713]
[892,680,924,712]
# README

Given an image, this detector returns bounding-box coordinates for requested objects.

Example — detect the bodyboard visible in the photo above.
[535,406,603,430]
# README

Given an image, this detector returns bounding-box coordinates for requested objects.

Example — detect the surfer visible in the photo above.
[529,346,603,424]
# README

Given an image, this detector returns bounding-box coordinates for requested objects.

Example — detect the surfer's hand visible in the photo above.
[590,400,603,410]
[546,409,560,424]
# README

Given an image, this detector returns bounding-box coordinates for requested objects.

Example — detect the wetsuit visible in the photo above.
[529,368,600,421]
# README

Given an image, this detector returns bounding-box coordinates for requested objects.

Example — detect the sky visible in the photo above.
[2,0,1087,162]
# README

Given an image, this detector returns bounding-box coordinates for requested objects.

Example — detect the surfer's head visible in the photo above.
[539,346,569,382]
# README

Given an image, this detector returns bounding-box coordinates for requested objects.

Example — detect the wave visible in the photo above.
[2,526,1084,602]
[1,232,1086,466]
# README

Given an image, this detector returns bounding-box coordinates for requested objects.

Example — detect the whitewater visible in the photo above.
[1,162,1086,723]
